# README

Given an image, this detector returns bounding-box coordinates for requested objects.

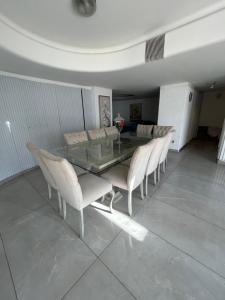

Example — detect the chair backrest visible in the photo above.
[88,128,106,140]
[104,126,119,136]
[127,141,154,191]
[159,131,175,164]
[146,138,165,176]
[39,149,83,210]
[26,143,57,189]
[153,125,173,138]
[137,124,153,137]
[64,131,88,145]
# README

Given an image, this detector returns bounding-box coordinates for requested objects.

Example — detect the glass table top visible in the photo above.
[52,135,150,174]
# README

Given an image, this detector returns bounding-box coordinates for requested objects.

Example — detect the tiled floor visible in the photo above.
[1,140,225,300]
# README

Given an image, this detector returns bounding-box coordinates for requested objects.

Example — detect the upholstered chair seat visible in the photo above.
[39,149,114,239]
[102,141,154,216]
[102,164,129,190]
[64,131,88,145]
[74,166,88,176]
[121,158,131,167]
[104,126,119,136]
[88,128,106,140]
[137,124,153,137]
[78,173,112,206]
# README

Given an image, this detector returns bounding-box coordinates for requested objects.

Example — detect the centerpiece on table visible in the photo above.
[114,113,125,144]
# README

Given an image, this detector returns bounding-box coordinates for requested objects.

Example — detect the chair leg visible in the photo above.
[101,195,105,203]
[145,175,148,196]
[109,190,115,213]
[62,199,66,220]
[163,160,166,173]
[165,156,168,166]
[153,170,157,185]
[128,191,133,216]
[157,165,161,182]
[80,209,84,239]
[48,184,52,199]
[57,191,62,214]
[140,182,144,200]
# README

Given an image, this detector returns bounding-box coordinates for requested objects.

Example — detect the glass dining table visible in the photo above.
[52,134,151,174]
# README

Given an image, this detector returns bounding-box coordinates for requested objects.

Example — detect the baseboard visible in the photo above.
[0,166,39,187]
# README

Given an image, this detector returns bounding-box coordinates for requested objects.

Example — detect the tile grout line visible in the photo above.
[3,172,101,300]
[154,147,225,231]
[98,256,138,300]
[174,157,225,190]
[145,226,225,281]
[142,148,225,281]
[22,170,106,260]
[156,197,225,232]
[60,259,98,300]
[172,168,225,191]
[0,233,19,300]
[21,173,109,299]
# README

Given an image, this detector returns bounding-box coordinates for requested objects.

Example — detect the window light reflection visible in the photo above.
[91,201,148,242]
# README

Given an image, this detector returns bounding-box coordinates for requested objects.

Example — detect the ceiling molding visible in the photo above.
[1,2,225,55]
[0,70,91,90]
[0,18,145,72]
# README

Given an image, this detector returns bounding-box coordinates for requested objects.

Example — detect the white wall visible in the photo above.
[112,97,159,123]
[0,74,98,181]
[158,83,201,151]
[199,90,225,128]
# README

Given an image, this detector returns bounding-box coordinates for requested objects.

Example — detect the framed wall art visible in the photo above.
[99,95,111,127]
[130,103,142,121]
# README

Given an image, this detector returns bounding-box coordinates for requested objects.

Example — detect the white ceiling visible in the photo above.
[1,38,225,93]
[0,0,225,93]
[0,0,223,51]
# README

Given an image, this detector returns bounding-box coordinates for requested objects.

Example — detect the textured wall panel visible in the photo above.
[0,85,21,180]
[0,74,85,181]
[55,86,84,135]
[82,88,97,130]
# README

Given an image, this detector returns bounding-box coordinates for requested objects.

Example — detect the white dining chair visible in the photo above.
[104,126,119,137]
[64,131,88,145]
[88,128,106,140]
[153,125,173,138]
[39,149,114,239]
[137,124,153,137]
[145,138,165,195]
[158,130,175,178]
[26,143,62,213]
[101,142,154,216]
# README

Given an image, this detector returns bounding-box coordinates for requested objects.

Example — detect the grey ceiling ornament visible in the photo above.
[73,0,96,17]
